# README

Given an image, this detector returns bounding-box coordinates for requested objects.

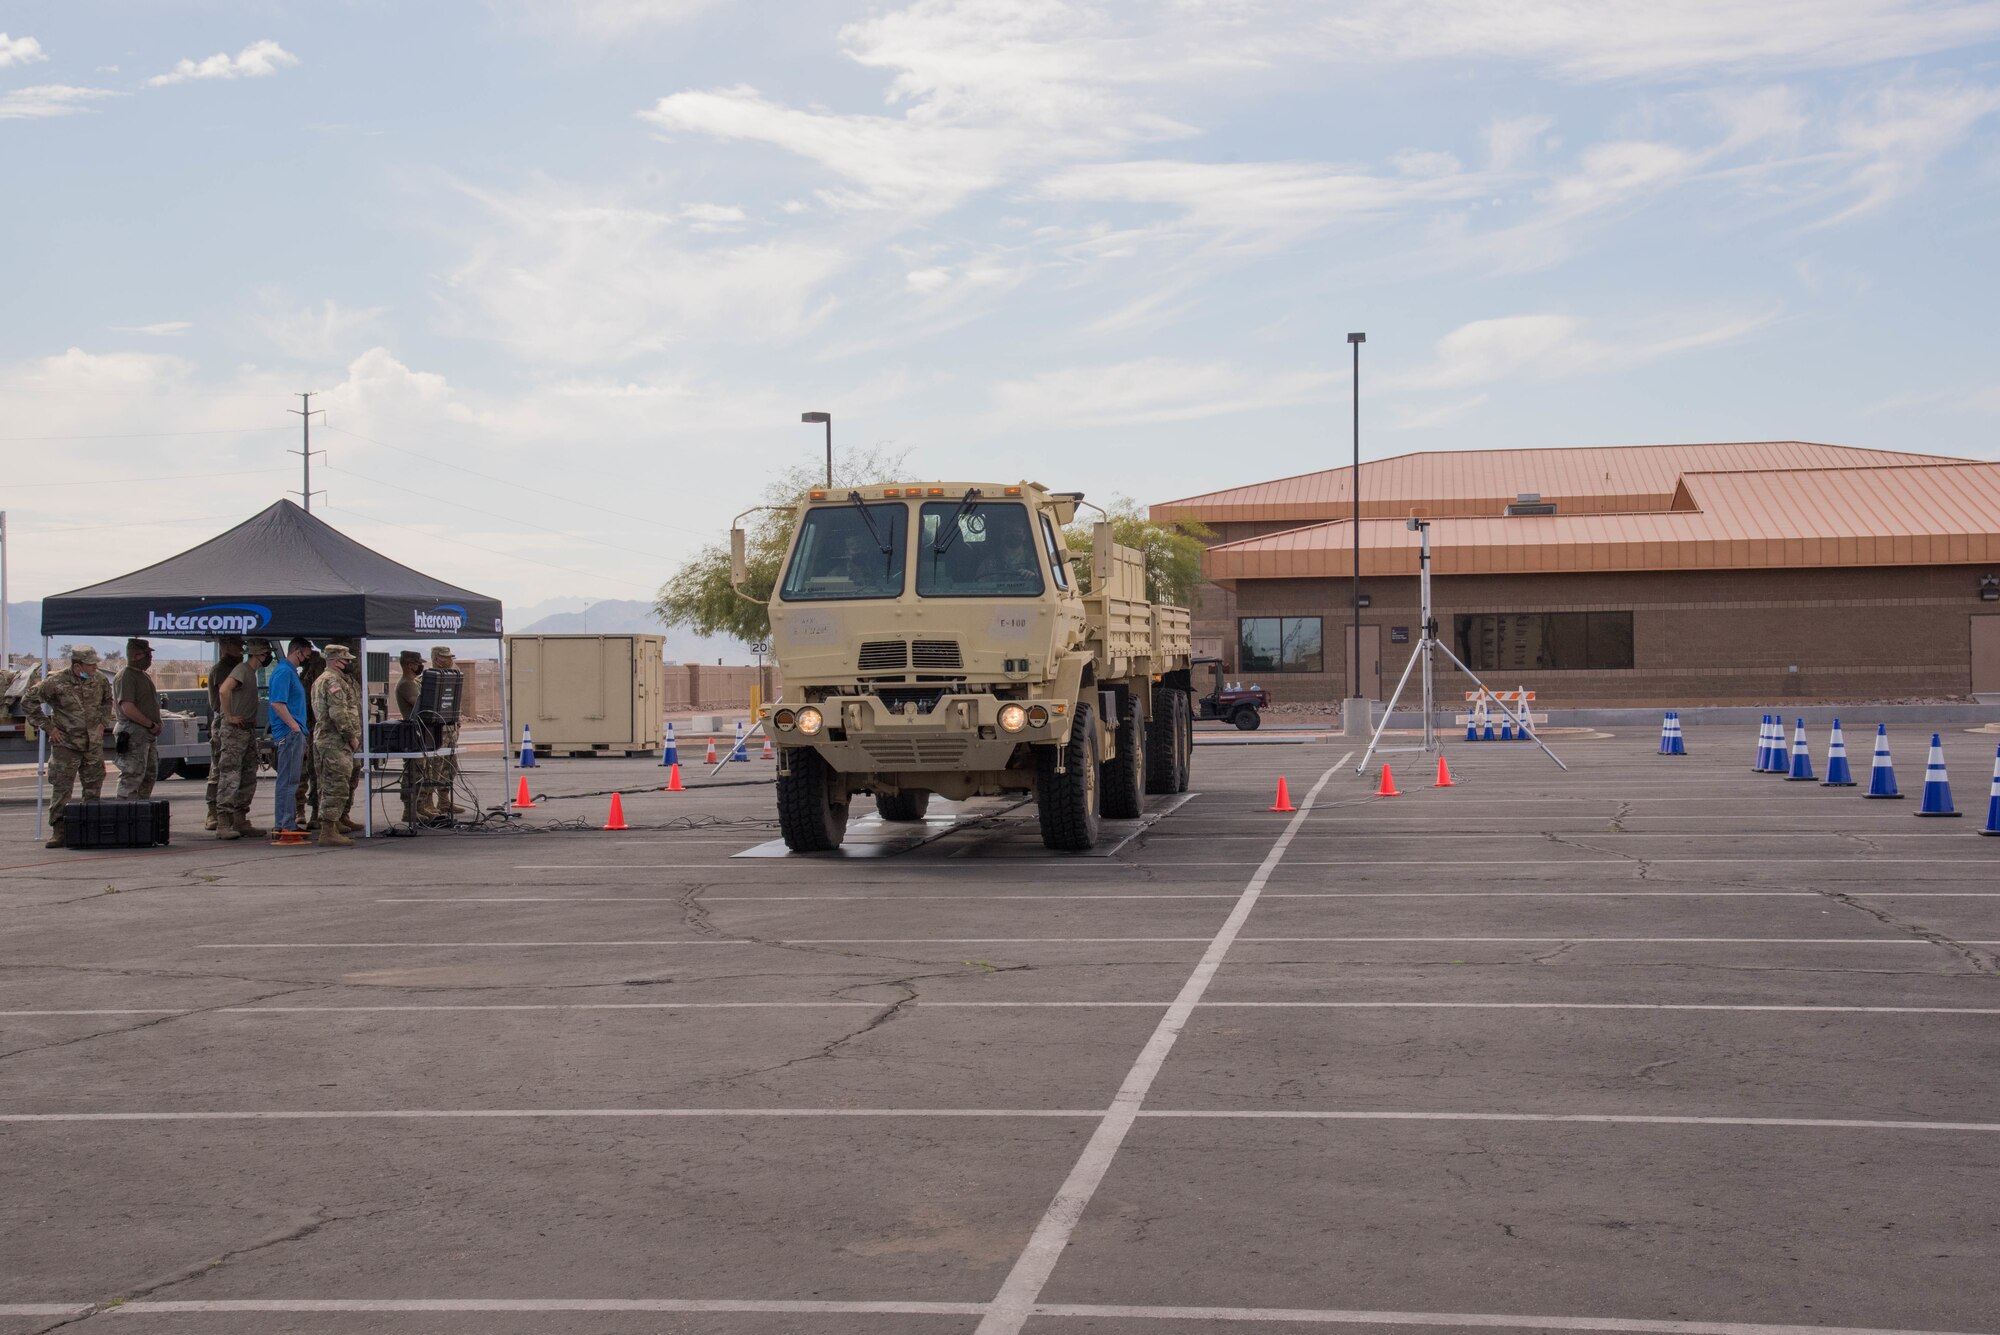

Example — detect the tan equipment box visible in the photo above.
[505,634,664,757]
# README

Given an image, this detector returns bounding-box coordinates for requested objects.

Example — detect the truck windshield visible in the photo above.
[779,503,907,601]
[917,501,1044,597]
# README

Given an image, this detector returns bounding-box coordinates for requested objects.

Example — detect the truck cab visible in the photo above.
[739,481,1193,853]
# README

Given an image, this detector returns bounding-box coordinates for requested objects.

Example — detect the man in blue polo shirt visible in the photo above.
[267,637,311,836]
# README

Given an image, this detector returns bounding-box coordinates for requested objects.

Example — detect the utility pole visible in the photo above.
[288,392,326,512]
[1342,332,1366,736]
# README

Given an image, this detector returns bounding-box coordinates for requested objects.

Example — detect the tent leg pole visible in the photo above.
[35,635,48,836]
[360,636,372,840]
[499,636,510,817]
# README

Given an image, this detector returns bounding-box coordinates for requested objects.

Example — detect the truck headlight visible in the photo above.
[773,708,797,731]
[998,704,1028,733]
[796,706,825,735]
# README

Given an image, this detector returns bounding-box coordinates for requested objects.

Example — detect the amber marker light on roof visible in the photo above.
[808,490,827,500]
[883,488,900,496]
[1004,486,1022,495]
[928,487,945,496]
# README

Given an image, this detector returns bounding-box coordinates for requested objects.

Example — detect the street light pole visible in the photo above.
[1347,332,1365,706]
[801,411,832,486]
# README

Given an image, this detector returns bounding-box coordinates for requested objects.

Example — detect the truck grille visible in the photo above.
[911,640,962,669]
[860,737,971,767]
[875,688,946,716]
[857,641,908,672]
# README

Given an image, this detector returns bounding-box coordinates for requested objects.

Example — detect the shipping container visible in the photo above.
[504,634,664,757]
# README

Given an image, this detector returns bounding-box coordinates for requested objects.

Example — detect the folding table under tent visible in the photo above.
[37,499,508,840]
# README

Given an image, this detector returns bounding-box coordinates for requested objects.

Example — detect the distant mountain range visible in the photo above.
[5,598,754,665]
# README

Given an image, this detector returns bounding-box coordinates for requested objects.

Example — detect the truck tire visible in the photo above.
[1145,687,1190,795]
[1233,705,1261,732]
[1100,693,1144,820]
[1035,701,1101,851]
[875,790,931,822]
[180,762,210,781]
[1176,690,1193,792]
[777,748,849,852]
[157,758,182,782]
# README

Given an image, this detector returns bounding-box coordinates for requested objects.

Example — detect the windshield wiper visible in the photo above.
[847,491,896,573]
[930,487,983,555]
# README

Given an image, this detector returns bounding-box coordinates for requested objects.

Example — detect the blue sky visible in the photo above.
[5,0,1999,614]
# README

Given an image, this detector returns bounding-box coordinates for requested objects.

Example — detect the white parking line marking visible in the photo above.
[1140,1111,2000,1132]
[768,937,1936,945]
[9,1002,1995,1017]
[381,890,2000,901]
[0,1108,1101,1123]
[1031,1301,1995,1334]
[13,1298,1985,1333]
[195,941,752,949]
[974,752,1351,1335]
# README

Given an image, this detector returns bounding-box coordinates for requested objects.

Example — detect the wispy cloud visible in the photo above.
[991,357,1339,428]
[111,321,192,337]
[1312,0,2000,82]
[1822,81,2000,222]
[147,40,299,87]
[0,32,47,68]
[1386,311,1777,392]
[507,0,723,36]
[253,297,386,364]
[0,85,116,120]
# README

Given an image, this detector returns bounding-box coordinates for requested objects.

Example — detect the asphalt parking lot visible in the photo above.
[3,725,1998,1334]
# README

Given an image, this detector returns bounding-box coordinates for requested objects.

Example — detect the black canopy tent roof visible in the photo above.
[40,500,504,640]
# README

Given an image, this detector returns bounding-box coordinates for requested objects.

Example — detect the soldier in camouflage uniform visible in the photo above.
[427,645,464,816]
[203,635,244,831]
[312,644,363,846]
[213,638,271,840]
[23,646,114,849]
[112,638,163,799]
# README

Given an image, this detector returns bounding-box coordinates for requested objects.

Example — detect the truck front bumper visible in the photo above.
[763,694,1057,775]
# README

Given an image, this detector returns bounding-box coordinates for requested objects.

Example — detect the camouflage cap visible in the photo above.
[429,645,456,663]
[125,638,152,656]
[69,646,101,665]
[323,643,356,663]
[217,633,244,648]
[245,637,276,655]
[399,650,425,666]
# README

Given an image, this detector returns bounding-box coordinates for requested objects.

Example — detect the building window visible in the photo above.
[1239,616,1324,673]
[1454,612,1635,671]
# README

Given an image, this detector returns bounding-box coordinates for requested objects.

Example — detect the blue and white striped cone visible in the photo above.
[1466,703,1479,743]
[1481,710,1495,743]
[1864,724,1901,799]
[1764,715,1789,773]
[1979,746,2000,837]
[1786,718,1815,781]
[1499,710,1514,742]
[1821,720,1854,787]
[1752,714,1768,770]
[517,723,538,768]
[1756,715,1781,772]
[1668,711,1687,756]
[1915,734,1959,817]
[660,721,679,768]
[728,719,749,762]
[1658,712,1674,755]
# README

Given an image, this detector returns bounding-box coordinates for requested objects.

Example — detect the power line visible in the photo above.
[322,502,663,596]
[11,467,293,488]
[323,460,684,564]
[318,423,714,538]
[0,427,291,441]
[23,511,251,536]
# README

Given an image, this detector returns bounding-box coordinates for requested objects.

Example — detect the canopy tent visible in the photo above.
[41,499,502,640]
[36,500,509,840]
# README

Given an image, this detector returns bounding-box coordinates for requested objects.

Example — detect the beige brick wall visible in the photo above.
[1208,565,1995,705]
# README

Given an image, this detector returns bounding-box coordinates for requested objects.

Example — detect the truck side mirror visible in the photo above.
[729,528,748,588]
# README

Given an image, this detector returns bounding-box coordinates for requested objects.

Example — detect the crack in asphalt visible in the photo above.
[0,983,324,1062]
[1819,891,2000,975]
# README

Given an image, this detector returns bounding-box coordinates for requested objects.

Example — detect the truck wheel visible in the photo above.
[1233,705,1261,732]
[875,790,930,822]
[180,762,210,781]
[1145,687,1189,794]
[157,758,183,782]
[777,748,848,852]
[1174,689,1193,793]
[1100,694,1144,820]
[1035,701,1101,851]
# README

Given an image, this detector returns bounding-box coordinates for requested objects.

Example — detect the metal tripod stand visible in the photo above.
[1356,518,1567,774]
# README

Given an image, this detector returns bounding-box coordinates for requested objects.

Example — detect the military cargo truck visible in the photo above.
[732,481,1194,852]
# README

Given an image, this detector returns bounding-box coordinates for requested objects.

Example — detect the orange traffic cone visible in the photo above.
[603,792,629,831]
[511,776,535,809]
[1433,755,1456,788]
[704,737,718,764]
[1269,777,1295,812]
[664,763,684,792]
[760,733,775,760]
[1376,764,1401,797]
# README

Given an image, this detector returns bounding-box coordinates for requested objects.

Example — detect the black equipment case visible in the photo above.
[63,798,172,849]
